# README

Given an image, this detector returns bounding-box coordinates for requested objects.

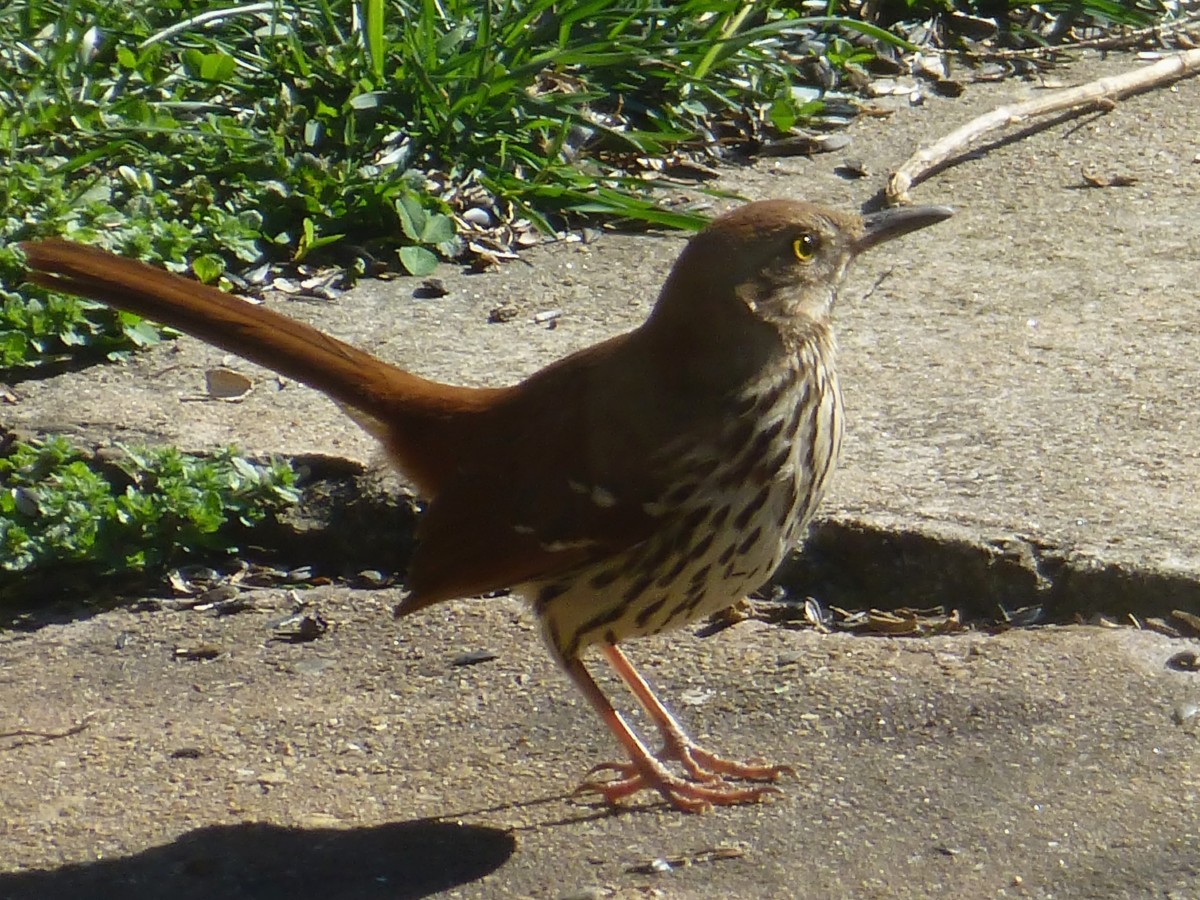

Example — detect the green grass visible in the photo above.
[0,0,891,369]
[0,0,1172,369]
[0,436,299,600]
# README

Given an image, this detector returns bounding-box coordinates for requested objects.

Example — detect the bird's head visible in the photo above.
[650,199,953,344]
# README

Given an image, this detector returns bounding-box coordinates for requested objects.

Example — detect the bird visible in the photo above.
[21,198,951,812]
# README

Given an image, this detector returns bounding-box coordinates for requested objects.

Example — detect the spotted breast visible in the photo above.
[532,325,843,663]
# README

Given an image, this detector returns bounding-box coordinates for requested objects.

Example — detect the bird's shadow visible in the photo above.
[0,817,516,900]
[0,790,658,900]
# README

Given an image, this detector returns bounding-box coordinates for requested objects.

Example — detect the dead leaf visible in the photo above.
[204,367,252,400]
[1080,167,1139,188]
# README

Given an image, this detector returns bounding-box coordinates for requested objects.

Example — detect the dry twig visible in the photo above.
[0,713,96,748]
[887,48,1200,205]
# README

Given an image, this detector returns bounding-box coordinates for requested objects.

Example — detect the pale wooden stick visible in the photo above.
[886,48,1200,205]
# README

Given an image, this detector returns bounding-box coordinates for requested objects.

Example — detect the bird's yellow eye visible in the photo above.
[792,232,819,262]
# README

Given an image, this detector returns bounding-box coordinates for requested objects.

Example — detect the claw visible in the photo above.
[576,757,781,813]
[668,743,794,783]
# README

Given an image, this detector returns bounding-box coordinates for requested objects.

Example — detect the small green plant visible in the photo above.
[0,436,299,595]
[392,193,459,276]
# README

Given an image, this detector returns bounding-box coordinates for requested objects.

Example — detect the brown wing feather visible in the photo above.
[397,330,690,611]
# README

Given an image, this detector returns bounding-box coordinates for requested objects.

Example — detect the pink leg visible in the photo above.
[563,652,781,812]
[602,643,793,782]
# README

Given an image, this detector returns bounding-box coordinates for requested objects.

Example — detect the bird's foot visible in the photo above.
[662,740,795,784]
[576,758,781,813]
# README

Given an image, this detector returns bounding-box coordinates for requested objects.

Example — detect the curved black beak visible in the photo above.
[855,205,954,254]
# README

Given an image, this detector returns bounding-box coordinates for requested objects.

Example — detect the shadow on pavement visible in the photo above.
[0,818,515,900]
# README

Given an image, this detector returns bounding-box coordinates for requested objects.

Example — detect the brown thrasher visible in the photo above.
[21,199,951,812]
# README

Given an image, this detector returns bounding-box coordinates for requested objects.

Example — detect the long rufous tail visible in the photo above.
[19,238,439,425]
